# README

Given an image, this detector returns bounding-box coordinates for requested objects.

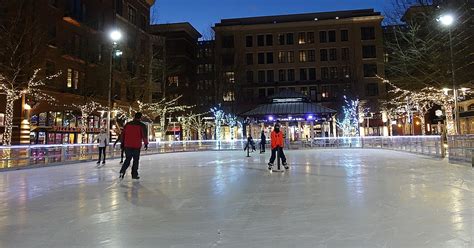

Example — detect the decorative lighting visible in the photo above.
[307,115,314,120]
[268,116,274,121]
[23,103,31,110]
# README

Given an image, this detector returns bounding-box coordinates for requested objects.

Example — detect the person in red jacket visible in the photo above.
[268,123,288,170]
[119,112,149,180]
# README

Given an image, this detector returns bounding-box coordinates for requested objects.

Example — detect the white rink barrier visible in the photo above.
[447,135,474,167]
[0,136,445,169]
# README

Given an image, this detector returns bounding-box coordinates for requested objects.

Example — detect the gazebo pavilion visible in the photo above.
[241,90,337,142]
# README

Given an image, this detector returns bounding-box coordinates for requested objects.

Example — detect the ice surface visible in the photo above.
[0,149,472,248]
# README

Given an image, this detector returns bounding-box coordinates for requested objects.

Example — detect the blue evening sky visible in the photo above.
[151,0,393,35]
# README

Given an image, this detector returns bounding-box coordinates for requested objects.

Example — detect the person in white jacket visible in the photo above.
[95,129,109,165]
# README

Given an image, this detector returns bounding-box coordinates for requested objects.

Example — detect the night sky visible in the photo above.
[151,0,393,36]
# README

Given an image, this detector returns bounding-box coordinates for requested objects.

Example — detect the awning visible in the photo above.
[241,102,336,117]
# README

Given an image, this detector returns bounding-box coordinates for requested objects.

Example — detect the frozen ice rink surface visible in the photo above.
[0,149,472,248]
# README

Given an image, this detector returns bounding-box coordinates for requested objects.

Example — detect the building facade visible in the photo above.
[0,0,155,144]
[213,9,386,120]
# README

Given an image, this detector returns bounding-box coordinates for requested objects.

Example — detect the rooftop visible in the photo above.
[150,22,202,38]
[215,9,382,27]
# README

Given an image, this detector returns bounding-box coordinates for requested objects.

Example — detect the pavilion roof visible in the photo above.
[241,102,336,117]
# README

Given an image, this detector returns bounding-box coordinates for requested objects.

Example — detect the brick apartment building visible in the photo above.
[0,0,155,144]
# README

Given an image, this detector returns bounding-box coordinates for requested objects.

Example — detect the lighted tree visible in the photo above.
[0,69,59,145]
[211,105,225,141]
[72,100,102,144]
[181,111,210,141]
[337,96,360,137]
[225,114,238,140]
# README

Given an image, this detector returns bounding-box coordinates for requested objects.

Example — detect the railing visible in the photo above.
[447,135,474,166]
[0,136,445,170]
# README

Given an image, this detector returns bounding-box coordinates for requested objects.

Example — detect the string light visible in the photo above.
[211,105,225,141]
[337,95,360,137]
[225,114,238,140]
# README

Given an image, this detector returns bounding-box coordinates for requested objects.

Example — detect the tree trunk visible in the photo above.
[3,94,15,146]
[420,113,426,136]
[160,110,166,140]
[81,114,88,144]
[444,104,455,135]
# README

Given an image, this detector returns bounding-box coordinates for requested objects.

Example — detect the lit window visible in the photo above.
[67,69,72,88]
[298,32,306,44]
[224,71,235,84]
[223,91,235,102]
[168,76,179,86]
[74,70,79,89]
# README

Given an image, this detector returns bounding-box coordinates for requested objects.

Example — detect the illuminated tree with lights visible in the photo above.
[181,111,210,141]
[225,114,238,140]
[337,96,360,137]
[72,100,103,144]
[211,105,225,141]
[0,69,59,145]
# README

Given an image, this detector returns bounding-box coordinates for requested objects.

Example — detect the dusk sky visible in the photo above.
[151,0,393,35]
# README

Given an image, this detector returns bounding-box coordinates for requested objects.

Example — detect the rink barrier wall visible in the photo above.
[0,136,450,170]
[447,135,474,167]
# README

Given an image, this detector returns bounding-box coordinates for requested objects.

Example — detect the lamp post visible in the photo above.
[108,30,122,139]
[438,14,460,135]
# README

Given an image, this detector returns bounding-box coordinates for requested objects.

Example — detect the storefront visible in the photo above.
[30,111,106,144]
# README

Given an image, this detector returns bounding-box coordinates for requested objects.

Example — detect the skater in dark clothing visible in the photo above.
[113,129,125,163]
[119,112,149,180]
[244,135,256,152]
[260,131,266,153]
[268,123,288,170]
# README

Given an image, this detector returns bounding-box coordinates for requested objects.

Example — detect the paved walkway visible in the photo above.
[0,149,472,248]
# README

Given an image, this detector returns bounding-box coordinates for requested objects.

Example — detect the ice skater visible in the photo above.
[113,128,125,163]
[259,130,266,153]
[119,112,149,180]
[268,123,288,170]
[95,129,108,165]
[244,135,256,153]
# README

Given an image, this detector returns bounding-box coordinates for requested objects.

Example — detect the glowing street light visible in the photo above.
[110,30,123,42]
[438,14,454,26]
[107,29,123,138]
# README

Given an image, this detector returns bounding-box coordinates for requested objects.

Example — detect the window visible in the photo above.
[363,64,378,77]
[287,51,295,63]
[223,91,235,102]
[278,34,285,45]
[222,35,234,48]
[307,50,315,62]
[224,71,235,84]
[258,70,266,83]
[128,5,136,25]
[139,15,147,30]
[266,52,274,64]
[246,35,253,47]
[299,51,307,62]
[67,69,73,88]
[330,67,338,79]
[286,33,294,45]
[168,76,179,86]
[362,45,377,58]
[309,68,316,80]
[116,0,123,15]
[287,69,295,81]
[246,71,254,83]
[74,71,79,90]
[298,32,306,44]
[278,51,287,63]
[361,27,375,40]
[319,31,327,43]
[328,31,336,42]
[300,68,308,81]
[45,61,56,77]
[258,53,265,64]
[222,54,234,66]
[342,66,351,78]
[320,49,328,61]
[341,30,349,41]
[321,67,329,80]
[329,48,337,61]
[259,88,266,98]
[307,32,315,44]
[266,35,273,46]
[341,48,350,61]
[267,88,275,96]
[267,70,274,82]
[257,35,265,46]
[246,53,253,65]
[278,69,286,81]
[366,83,379,96]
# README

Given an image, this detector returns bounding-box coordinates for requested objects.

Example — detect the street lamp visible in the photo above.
[108,29,122,139]
[438,14,460,135]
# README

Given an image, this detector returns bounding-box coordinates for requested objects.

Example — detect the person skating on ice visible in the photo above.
[260,130,266,153]
[95,129,108,165]
[119,112,149,180]
[113,128,125,163]
[268,123,288,170]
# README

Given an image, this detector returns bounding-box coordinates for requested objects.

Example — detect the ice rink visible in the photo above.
[0,149,472,248]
